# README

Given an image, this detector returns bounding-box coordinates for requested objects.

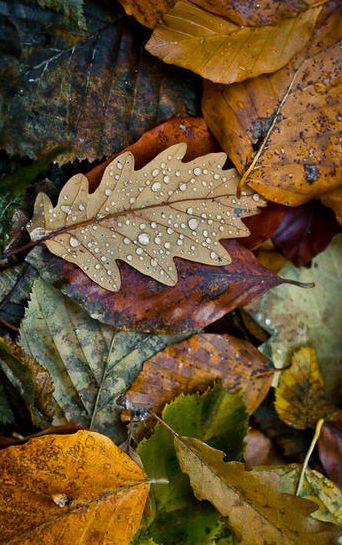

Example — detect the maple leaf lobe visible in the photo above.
[27,144,264,292]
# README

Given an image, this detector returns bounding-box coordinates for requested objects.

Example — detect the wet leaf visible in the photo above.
[318,412,342,489]
[203,10,342,214]
[137,386,247,543]
[26,239,283,333]
[275,347,337,430]
[247,235,342,402]
[0,337,56,428]
[122,333,272,424]
[117,0,175,28]
[174,435,340,545]
[272,200,341,266]
[35,0,86,29]
[0,430,149,545]
[0,1,199,162]
[0,263,37,328]
[27,144,263,292]
[19,277,185,442]
[146,1,320,84]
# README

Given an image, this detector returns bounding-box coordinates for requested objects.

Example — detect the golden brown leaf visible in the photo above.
[0,430,149,545]
[203,10,342,212]
[275,347,337,430]
[117,0,175,28]
[173,434,339,545]
[27,144,263,292]
[146,1,320,84]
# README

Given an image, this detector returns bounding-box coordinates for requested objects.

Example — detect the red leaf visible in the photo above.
[318,412,342,489]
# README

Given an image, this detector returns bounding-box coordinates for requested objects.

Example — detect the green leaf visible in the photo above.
[137,385,248,544]
[19,278,186,442]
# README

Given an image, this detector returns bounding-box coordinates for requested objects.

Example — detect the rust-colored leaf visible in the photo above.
[0,430,149,545]
[272,200,341,266]
[318,412,342,489]
[117,0,175,28]
[203,10,342,214]
[26,239,283,333]
[27,144,263,292]
[146,1,320,84]
[121,333,273,423]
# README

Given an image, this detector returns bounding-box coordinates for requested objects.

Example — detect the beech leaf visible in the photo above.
[27,144,263,292]
[173,434,340,545]
[146,1,321,84]
[0,430,149,545]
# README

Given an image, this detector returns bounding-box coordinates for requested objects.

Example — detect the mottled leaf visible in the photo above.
[19,278,185,442]
[247,235,342,402]
[272,200,341,266]
[122,333,272,425]
[174,435,340,545]
[146,1,320,84]
[0,430,149,545]
[275,347,337,430]
[27,144,263,292]
[0,1,199,162]
[26,239,283,333]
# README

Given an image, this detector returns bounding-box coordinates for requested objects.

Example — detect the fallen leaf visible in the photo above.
[146,1,320,84]
[272,464,342,527]
[191,0,313,26]
[137,386,247,543]
[19,277,185,442]
[122,333,273,423]
[247,235,342,401]
[318,412,342,489]
[35,0,87,29]
[0,337,56,428]
[26,239,283,333]
[117,0,175,28]
[174,435,340,545]
[0,1,199,162]
[0,379,14,425]
[275,347,336,430]
[203,10,342,212]
[244,429,284,469]
[0,430,149,545]
[27,144,263,292]
[0,263,37,328]
[272,200,341,266]
[241,202,285,250]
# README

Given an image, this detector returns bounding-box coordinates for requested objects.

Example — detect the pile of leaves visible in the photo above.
[0,0,341,543]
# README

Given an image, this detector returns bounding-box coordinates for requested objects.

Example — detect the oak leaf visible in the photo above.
[275,347,337,430]
[173,434,340,545]
[203,10,342,216]
[27,144,263,292]
[146,1,321,84]
[0,430,149,545]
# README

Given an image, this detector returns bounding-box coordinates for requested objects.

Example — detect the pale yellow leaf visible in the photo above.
[27,143,263,292]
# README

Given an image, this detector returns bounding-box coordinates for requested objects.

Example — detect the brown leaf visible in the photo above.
[272,200,341,266]
[121,333,273,421]
[0,430,149,545]
[26,239,283,333]
[173,434,339,545]
[203,10,342,213]
[27,144,263,292]
[318,412,342,489]
[117,0,175,28]
[146,1,320,84]
[0,1,199,162]
[275,347,337,430]
[244,429,284,470]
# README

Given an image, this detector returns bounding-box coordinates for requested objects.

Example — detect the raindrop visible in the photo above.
[136,248,144,255]
[152,169,159,177]
[188,218,199,230]
[105,189,112,196]
[152,182,161,192]
[69,237,80,248]
[127,255,133,261]
[123,238,130,245]
[138,233,150,245]
[179,184,187,191]
[95,264,101,270]
[186,207,193,214]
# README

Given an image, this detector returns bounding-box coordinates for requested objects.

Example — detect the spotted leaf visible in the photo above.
[27,144,263,292]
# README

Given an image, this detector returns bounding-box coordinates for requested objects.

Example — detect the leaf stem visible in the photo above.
[280,278,315,289]
[295,418,324,496]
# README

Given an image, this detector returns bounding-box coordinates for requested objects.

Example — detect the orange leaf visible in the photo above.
[146,1,320,84]
[0,430,149,545]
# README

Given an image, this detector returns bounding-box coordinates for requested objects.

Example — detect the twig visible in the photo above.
[296,418,324,496]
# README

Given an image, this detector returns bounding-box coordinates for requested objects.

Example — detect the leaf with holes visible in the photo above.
[27,144,263,292]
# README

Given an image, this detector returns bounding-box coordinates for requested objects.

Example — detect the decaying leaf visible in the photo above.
[146,1,320,84]
[203,10,342,213]
[26,239,283,333]
[247,235,342,402]
[27,144,263,292]
[0,0,199,162]
[122,333,272,423]
[275,347,336,430]
[318,412,342,489]
[173,434,340,545]
[0,430,150,545]
[19,278,185,442]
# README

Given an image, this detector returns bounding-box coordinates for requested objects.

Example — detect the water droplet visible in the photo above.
[163,175,170,183]
[95,264,101,270]
[152,182,161,192]
[138,233,150,245]
[179,184,187,191]
[150,258,157,267]
[127,254,133,261]
[152,169,159,177]
[105,189,112,196]
[155,236,161,244]
[167,228,174,234]
[61,205,71,214]
[101,256,106,262]
[194,167,202,176]
[186,207,193,214]
[253,194,260,201]
[117,162,123,170]
[164,242,171,249]
[69,237,80,248]
[123,238,130,245]
[136,247,143,255]
[151,222,157,229]
[177,239,183,246]
[188,218,199,230]
[175,170,180,177]
[107,270,112,275]
[210,251,218,259]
